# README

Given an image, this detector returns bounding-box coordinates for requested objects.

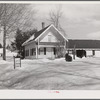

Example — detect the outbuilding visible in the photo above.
[68,39,100,57]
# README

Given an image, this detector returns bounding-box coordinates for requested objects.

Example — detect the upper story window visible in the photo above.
[48,34,51,42]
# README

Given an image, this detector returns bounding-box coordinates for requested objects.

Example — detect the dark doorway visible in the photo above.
[76,50,86,58]
[92,50,95,56]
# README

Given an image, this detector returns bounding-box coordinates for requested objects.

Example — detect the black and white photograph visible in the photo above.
[1,1,100,93]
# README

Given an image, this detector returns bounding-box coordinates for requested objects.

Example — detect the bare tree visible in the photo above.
[48,5,63,29]
[48,5,67,57]
[48,5,67,36]
[0,4,36,60]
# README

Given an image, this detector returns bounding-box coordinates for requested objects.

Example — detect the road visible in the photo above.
[0,57,100,90]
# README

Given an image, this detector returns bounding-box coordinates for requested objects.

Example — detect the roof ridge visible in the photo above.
[22,24,51,46]
[36,25,50,33]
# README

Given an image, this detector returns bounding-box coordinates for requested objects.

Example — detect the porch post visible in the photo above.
[36,38,39,59]
[36,39,39,58]
[64,39,66,56]
[36,46,38,58]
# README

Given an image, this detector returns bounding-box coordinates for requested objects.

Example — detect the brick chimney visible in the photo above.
[42,22,45,29]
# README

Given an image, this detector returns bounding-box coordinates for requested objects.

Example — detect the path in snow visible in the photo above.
[0,57,100,89]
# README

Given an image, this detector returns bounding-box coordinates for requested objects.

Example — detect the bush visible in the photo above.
[65,53,72,62]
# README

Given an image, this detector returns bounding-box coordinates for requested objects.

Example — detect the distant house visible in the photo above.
[68,39,100,57]
[22,22,68,59]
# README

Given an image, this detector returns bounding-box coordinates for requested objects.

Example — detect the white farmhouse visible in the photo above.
[22,23,68,59]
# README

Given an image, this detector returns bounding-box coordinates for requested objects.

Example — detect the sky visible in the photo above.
[33,3,100,40]
[1,2,100,45]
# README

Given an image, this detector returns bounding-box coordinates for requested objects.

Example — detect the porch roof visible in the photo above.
[39,42,64,45]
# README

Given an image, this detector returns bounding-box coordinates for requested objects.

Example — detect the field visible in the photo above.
[0,55,100,90]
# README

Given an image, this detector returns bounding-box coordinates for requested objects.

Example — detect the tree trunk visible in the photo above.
[3,4,6,60]
[3,24,6,60]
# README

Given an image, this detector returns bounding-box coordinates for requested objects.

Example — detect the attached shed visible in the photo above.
[68,39,100,57]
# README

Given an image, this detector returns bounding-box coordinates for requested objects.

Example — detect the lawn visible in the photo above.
[0,56,100,90]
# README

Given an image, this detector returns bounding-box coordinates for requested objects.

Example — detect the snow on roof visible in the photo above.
[22,25,50,46]
[22,24,68,46]
[22,34,35,46]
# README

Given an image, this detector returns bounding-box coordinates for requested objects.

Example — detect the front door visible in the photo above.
[46,47,55,58]
[46,47,52,58]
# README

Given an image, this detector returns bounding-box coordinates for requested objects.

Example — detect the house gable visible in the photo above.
[36,25,67,42]
[22,24,68,46]
[22,25,50,46]
[40,32,59,42]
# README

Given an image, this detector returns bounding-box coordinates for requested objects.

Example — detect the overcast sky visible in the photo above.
[1,2,100,45]
[33,3,100,40]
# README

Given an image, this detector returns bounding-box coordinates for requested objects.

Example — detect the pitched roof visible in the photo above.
[68,39,100,49]
[33,25,50,40]
[22,24,68,46]
[22,25,50,46]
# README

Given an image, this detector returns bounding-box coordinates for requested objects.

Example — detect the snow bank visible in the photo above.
[6,50,17,57]
[86,51,100,57]
[53,58,64,62]
[95,51,100,57]
[40,58,52,62]
[22,58,52,64]
[0,60,10,64]
[70,54,83,60]
[0,48,17,57]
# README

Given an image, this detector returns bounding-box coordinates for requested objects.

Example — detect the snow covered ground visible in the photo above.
[0,54,100,90]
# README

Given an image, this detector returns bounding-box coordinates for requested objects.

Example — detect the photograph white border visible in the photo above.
[0,1,100,99]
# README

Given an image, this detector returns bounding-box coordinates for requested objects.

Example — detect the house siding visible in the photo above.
[25,42,36,59]
[38,47,55,59]
[23,25,67,59]
[40,32,58,42]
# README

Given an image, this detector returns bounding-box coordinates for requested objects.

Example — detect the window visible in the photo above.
[48,34,51,42]
[39,48,40,55]
[30,49,32,56]
[25,50,29,56]
[30,48,36,56]
[39,48,44,55]
[44,48,46,55]
[27,50,29,56]
[30,49,33,56]
[25,50,27,56]
[39,47,46,55]
[33,48,36,55]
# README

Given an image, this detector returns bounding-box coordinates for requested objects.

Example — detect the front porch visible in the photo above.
[24,42,66,59]
[36,46,65,59]
[25,38,67,59]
